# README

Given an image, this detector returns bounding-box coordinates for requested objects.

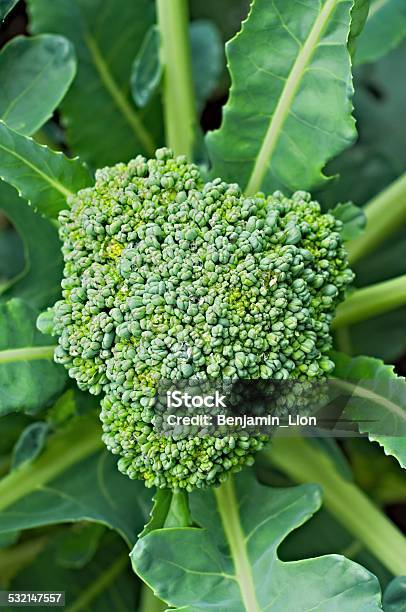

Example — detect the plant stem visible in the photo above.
[215,476,261,612]
[334,326,353,354]
[0,345,56,364]
[66,555,129,612]
[333,274,406,328]
[138,583,167,612]
[0,415,103,512]
[347,172,406,264]
[156,0,196,158]
[265,437,406,575]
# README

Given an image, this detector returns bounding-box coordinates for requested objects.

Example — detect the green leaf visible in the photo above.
[332,351,406,469]
[140,489,190,538]
[27,0,162,168]
[11,532,138,612]
[0,121,92,218]
[348,0,370,56]
[131,26,162,109]
[0,413,29,456]
[278,505,393,589]
[0,0,19,21]
[55,523,105,569]
[132,470,382,610]
[356,0,406,65]
[11,421,50,470]
[206,0,356,196]
[383,577,406,612]
[344,438,406,505]
[0,35,76,136]
[139,489,172,537]
[322,44,406,360]
[0,298,66,417]
[163,490,190,529]
[190,20,223,112]
[130,20,223,114]
[0,223,24,291]
[265,437,406,576]
[331,202,367,241]
[0,415,151,547]
[0,531,18,549]
[0,182,63,309]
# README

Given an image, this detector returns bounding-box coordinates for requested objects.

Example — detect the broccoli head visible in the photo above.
[47,148,353,490]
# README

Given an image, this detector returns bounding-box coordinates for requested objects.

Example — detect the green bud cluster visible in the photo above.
[49,148,353,490]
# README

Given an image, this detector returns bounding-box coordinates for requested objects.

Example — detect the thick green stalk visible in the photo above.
[156,0,196,158]
[347,172,406,264]
[333,274,406,328]
[215,476,261,612]
[265,437,406,575]
[0,415,103,512]
[0,345,56,364]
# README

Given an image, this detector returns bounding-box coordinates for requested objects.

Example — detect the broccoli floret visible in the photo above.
[48,148,353,490]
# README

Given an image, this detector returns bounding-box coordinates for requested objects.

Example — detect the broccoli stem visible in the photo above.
[333,274,406,328]
[264,437,406,575]
[347,172,406,264]
[156,0,196,158]
[0,345,56,364]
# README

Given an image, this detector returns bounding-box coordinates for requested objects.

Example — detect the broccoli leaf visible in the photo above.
[332,351,406,469]
[355,0,406,65]
[0,0,19,21]
[331,202,366,241]
[55,523,105,569]
[139,490,174,538]
[9,532,138,611]
[344,438,406,505]
[0,182,63,309]
[0,415,151,547]
[0,530,19,550]
[0,121,91,218]
[383,577,406,612]
[0,413,29,457]
[11,422,51,471]
[131,20,223,114]
[0,35,76,136]
[131,26,162,109]
[0,299,66,416]
[0,220,24,287]
[131,470,382,610]
[27,0,162,168]
[206,0,357,195]
[278,505,393,590]
[348,0,370,57]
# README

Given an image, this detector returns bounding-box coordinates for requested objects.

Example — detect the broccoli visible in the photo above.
[46,148,353,490]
